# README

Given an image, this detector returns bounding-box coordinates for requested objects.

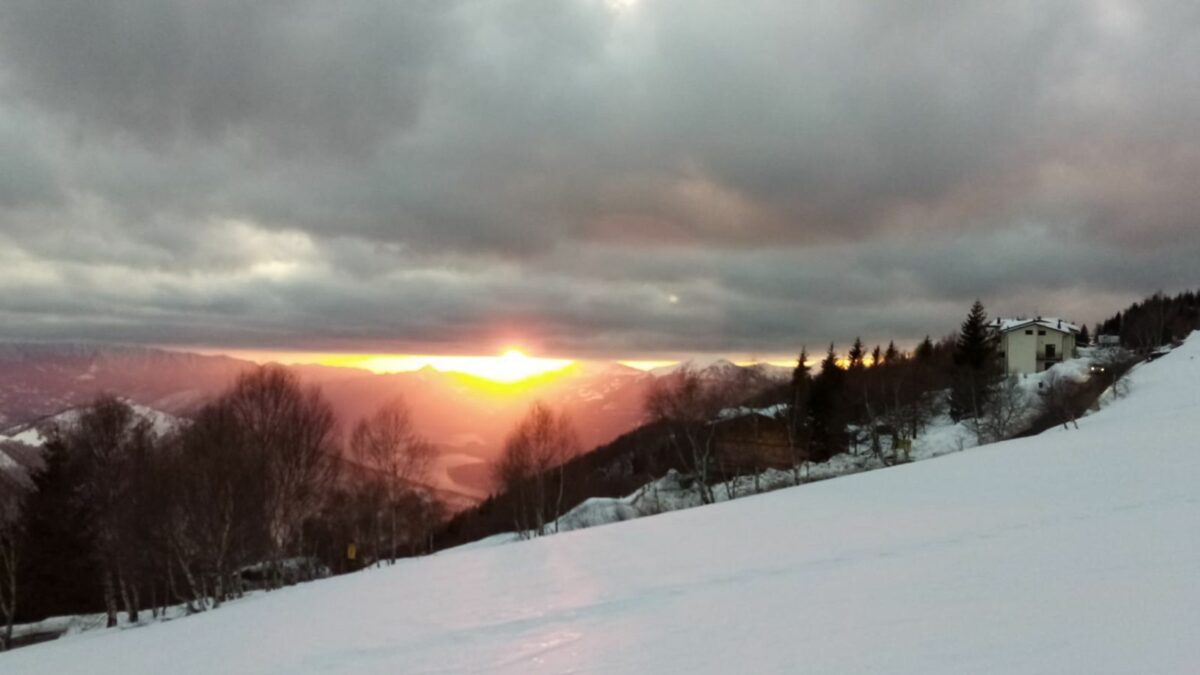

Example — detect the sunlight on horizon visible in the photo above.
[619,359,677,371]
[192,347,800,382]
[327,349,575,383]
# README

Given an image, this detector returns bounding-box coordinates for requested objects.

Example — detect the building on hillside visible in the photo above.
[990,317,1080,375]
[713,410,797,473]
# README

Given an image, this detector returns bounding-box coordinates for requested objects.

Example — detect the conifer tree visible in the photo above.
[785,348,812,474]
[955,300,995,371]
[17,437,102,620]
[914,336,934,363]
[791,347,810,391]
[950,300,1000,420]
[819,343,839,376]
[809,344,847,459]
[848,338,865,371]
[884,341,899,364]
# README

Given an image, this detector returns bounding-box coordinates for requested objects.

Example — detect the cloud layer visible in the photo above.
[1,0,1197,357]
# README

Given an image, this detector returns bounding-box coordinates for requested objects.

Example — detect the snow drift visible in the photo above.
[5,336,1200,673]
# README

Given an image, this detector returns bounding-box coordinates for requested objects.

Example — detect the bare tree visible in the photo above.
[644,368,740,505]
[0,491,20,651]
[59,397,159,627]
[1092,346,1138,399]
[1040,371,1085,430]
[225,366,339,587]
[967,374,1031,444]
[495,403,579,537]
[394,489,447,555]
[167,399,271,609]
[350,398,436,564]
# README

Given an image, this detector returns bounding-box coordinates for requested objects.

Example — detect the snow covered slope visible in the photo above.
[0,402,180,448]
[7,337,1200,674]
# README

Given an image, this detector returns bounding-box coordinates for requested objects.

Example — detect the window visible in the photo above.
[1025,329,1033,335]
[1037,330,1046,335]
[1045,344,1056,359]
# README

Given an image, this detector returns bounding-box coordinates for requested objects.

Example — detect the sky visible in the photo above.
[0,0,1198,364]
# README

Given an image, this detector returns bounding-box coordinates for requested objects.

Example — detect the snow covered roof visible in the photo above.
[989,317,1080,335]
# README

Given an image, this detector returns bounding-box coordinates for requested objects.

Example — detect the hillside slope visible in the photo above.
[6,336,1200,674]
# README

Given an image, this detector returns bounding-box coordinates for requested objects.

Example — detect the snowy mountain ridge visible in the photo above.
[648,356,790,380]
[0,402,183,499]
[0,401,181,448]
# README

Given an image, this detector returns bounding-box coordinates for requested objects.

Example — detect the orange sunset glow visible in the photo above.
[317,349,574,383]
[201,347,800,384]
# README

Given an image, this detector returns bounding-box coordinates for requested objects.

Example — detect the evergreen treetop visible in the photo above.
[955,299,996,370]
[884,340,899,364]
[847,338,865,370]
[914,336,934,363]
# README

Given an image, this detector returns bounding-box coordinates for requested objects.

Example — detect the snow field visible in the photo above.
[4,337,1199,673]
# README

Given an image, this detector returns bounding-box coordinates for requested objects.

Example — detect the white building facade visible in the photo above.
[991,317,1080,375]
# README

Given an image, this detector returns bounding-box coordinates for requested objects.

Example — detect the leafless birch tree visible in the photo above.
[225,366,339,587]
[495,402,579,537]
[351,398,436,563]
[644,368,740,505]
[0,491,20,650]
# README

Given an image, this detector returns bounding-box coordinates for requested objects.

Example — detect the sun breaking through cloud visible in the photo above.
[0,1,1197,356]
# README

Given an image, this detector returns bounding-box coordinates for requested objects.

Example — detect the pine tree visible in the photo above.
[1078,324,1091,347]
[884,340,899,364]
[787,348,812,468]
[17,438,103,620]
[954,300,996,371]
[870,345,882,368]
[791,347,810,390]
[950,300,1001,420]
[914,336,934,363]
[847,338,865,371]
[809,344,847,460]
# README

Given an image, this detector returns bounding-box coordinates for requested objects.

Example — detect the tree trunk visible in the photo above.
[390,503,398,565]
[172,548,204,612]
[213,573,224,609]
[102,568,119,628]
[553,464,565,534]
[117,564,137,624]
[129,578,141,623]
[0,537,16,651]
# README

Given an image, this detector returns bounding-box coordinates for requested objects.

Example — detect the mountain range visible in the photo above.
[0,342,786,503]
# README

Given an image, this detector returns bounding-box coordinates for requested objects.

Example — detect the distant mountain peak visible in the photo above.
[649,357,762,377]
[565,360,645,378]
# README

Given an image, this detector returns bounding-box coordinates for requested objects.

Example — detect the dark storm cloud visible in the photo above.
[1,0,1198,357]
[0,0,450,155]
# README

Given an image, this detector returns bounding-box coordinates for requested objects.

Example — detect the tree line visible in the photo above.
[0,366,442,649]
[447,296,1158,547]
[1095,289,1200,353]
[4,293,1183,647]
[447,312,965,544]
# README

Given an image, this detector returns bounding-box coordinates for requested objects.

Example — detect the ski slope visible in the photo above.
[7,337,1200,674]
